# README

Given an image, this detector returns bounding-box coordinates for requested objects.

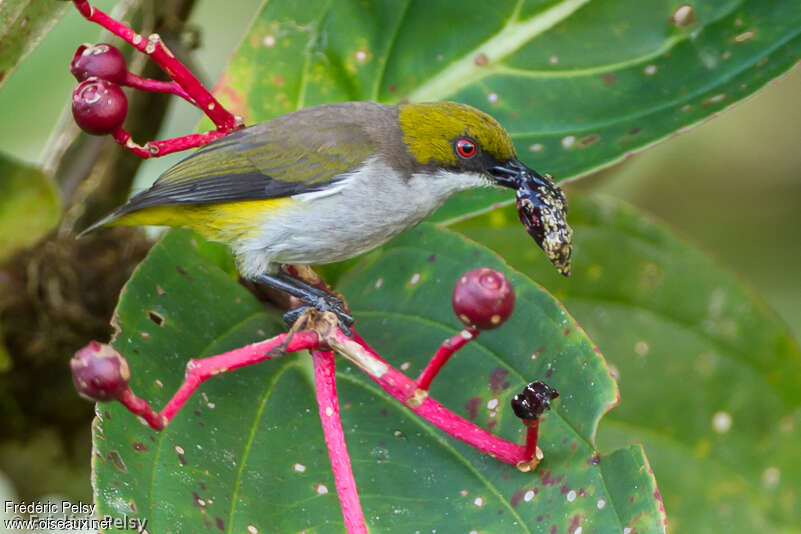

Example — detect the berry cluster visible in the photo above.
[70,43,129,135]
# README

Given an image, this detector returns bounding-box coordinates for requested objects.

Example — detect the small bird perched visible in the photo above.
[87,101,572,329]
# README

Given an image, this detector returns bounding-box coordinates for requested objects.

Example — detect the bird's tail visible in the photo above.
[76,206,129,238]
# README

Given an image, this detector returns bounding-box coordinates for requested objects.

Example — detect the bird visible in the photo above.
[85,101,572,330]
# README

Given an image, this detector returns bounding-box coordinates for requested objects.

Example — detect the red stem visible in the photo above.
[72,0,237,131]
[312,350,367,534]
[524,419,539,459]
[344,330,530,465]
[113,322,533,465]
[115,331,320,430]
[112,127,229,158]
[124,72,192,101]
[416,328,478,391]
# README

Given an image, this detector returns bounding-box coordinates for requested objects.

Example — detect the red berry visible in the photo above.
[71,341,131,401]
[71,43,128,84]
[452,267,515,330]
[72,78,127,135]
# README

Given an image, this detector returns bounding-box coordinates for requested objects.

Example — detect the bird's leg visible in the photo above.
[253,272,354,335]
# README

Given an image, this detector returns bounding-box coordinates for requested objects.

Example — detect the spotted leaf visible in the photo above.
[215,0,801,221]
[454,194,801,533]
[92,226,665,533]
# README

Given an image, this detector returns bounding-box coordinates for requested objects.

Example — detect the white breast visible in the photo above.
[233,156,490,278]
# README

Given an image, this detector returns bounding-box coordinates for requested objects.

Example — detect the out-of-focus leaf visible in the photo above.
[0,326,9,372]
[453,194,801,533]
[0,153,60,262]
[92,226,665,533]
[0,0,70,89]
[215,0,801,221]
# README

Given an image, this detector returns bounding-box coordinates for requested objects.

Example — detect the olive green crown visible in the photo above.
[398,102,516,167]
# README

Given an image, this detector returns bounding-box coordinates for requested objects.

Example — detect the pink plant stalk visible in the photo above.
[123,72,192,100]
[71,0,242,158]
[312,349,367,534]
[112,128,230,158]
[71,0,234,130]
[416,328,479,391]
[68,3,550,529]
[77,319,542,532]
[342,331,530,465]
[113,331,320,429]
[85,320,537,464]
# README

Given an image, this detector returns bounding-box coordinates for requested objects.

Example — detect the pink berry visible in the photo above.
[71,43,128,84]
[70,341,131,401]
[452,267,515,330]
[72,78,127,135]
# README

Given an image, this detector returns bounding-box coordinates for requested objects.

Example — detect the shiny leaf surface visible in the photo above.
[453,194,801,533]
[215,0,801,221]
[92,226,665,533]
[0,0,69,89]
[0,153,60,262]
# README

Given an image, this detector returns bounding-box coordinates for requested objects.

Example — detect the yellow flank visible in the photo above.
[111,197,296,243]
[398,102,516,166]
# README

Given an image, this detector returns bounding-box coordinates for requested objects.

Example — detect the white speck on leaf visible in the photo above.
[762,467,780,488]
[712,411,732,433]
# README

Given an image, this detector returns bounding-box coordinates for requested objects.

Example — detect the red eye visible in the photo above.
[456,138,477,159]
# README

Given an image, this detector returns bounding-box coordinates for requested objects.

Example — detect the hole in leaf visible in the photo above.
[147,310,165,327]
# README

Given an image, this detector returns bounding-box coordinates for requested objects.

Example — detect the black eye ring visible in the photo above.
[455,138,477,159]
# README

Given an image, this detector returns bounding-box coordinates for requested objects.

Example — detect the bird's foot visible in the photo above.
[283,295,354,337]
[252,271,354,336]
[284,304,353,337]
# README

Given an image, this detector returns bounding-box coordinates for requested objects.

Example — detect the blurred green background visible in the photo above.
[0,0,798,526]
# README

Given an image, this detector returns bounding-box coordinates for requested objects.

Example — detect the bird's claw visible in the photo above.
[282,294,354,337]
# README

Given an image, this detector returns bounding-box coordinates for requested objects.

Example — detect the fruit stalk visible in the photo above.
[70,0,236,131]
[339,330,532,465]
[112,128,230,158]
[415,328,478,391]
[312,350,367,534]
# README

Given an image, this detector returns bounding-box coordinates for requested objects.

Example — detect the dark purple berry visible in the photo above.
[511,381,559,420]
[452,267,515,330]
[72,78,127,135]
[71,43,128,84]
[71,341,131,401]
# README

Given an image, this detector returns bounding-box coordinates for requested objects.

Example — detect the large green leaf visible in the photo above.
[453,195,801,533]
[0,153,60,262]
[215,0,801,221]
[0,0,69,89]
[93,226,665,533]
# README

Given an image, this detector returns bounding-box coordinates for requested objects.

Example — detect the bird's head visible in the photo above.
[397,102,573,276]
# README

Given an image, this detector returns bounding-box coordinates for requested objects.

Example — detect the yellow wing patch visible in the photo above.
[112,198,296,244]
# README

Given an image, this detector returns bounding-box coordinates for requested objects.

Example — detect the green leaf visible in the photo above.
[452,194,801,533]
[93,226,665,533]
[216,0,801,221]
[0,153,60,262]
[0,0,70,89]
[0,326,10,372]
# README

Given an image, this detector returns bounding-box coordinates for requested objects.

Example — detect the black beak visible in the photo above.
[489,159,573,276]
